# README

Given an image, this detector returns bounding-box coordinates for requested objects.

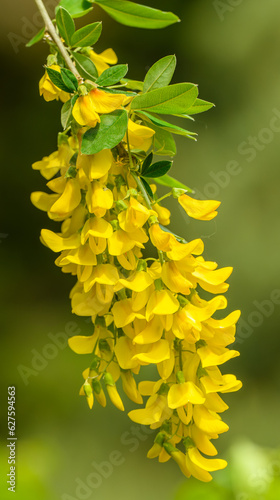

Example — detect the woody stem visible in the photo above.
[34,0,81,80]
[126,132,165,264]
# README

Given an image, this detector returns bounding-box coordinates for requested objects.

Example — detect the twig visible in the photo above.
[34,0,81,80]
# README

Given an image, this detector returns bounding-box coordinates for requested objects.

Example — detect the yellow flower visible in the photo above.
[117,250,137,270]
[178,194,220,221]
[71,285,113,317]
[132,316,164,345]
[118,270,154,292]
[161,261,193,295]
[118,197,154,232]
[153,203,170,226]
[192,265,233,294]
[146,289,179,320]
[128,392,171,426]
[108,228,147,256]
[40,229,80,252]
[168,380,205,409]
[188,446,227,472]
[120,371,143,404]
[92,380,107,408]
[68,331,98,354]
[112,298,145,328]
[163,445,190,477]
[80,218,111,255]
[77,149,113,181]
[104,372,124,411]
[86,181,114,217]
[30,192,60,213]
[166,238,204,261]
[39,65,70,102]
[80,379,94,409]
[73,89,127,127]
[125,119,155,152]
[133,340,171,366]
[83,264,119,293]
[200,369,242,394]
[32,142,74,180]
[149,223,177,252]
[89,48,118,75]
[197,344,240,368]
[190,424,218,456]
[181,439,227,481]
[193,405,229,435]
[48,178,81,218]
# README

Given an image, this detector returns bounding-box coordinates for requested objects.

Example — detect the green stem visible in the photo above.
[126,132,165,264]
[153,192,172,205]
[168,419,182,441]
[178,341,183,371]
[126,130,153,210]
[130,171,153,209]
[34,0,81,80]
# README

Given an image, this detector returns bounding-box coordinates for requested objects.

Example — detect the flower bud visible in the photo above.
[172,188,187,199]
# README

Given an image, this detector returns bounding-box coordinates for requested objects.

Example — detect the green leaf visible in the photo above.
[139,110,197,139]
[71,22,102,47]
[61,100,72,130]
[143,55,176,93]
[172,114,195,121]
[121,79,143,91]
[154,174,193,193]
[96,64,128,86]
[98,87,136,96]
[93,0,180,29]
[131,83,198,115]
[61,68,78,92]
[143,160,172,178]
[71,52,98,80]
[46,68,71,93]
[58,0,93,18]
[61,96,78,129]
[81,109,128,154]
[140,177,154,198]
[56,7,75,46]
[181,98,215,115]
[141,152,153,173]
[148,123,176,156]
[26,27,45,47]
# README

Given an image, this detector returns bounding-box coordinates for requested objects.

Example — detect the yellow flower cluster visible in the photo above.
[33,48,241,481]
[31,131,241,481]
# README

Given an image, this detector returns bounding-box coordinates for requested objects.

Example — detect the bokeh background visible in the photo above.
[1,0,280,499]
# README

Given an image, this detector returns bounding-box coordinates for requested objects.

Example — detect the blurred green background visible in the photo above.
[1,0,280,499]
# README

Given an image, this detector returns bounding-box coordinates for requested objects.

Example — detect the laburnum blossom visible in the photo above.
[89,48,118,75]
[177,193,221,221]
[72,88,127,127]
[32,34,241,481]
[124,119,156,152]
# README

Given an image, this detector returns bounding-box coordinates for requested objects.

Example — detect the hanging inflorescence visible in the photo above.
[29,0,242,481]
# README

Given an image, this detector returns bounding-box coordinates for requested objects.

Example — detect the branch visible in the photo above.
[34,0,81,80]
